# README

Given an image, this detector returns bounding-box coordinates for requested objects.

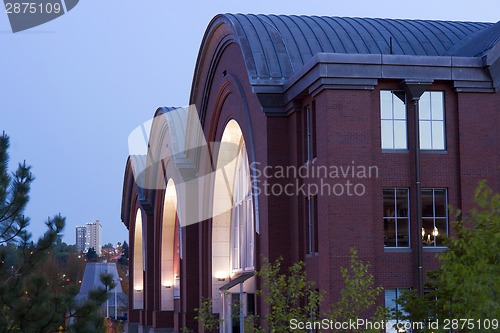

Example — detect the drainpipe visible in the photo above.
[401,79,433,297]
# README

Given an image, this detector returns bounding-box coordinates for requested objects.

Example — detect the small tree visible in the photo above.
[195,297,222,332]
[328,248,387,333]
[394,180,500,331]
[247,258,324,333]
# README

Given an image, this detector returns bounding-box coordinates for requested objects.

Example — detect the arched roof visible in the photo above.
[450,20,500,57]
[206,14,494,83]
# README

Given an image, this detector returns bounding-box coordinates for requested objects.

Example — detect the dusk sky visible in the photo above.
[1,0,499,246]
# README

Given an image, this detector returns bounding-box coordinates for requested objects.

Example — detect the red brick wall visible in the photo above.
[294,81,499,311]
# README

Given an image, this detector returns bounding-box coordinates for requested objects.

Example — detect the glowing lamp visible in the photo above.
[215,272,226,281]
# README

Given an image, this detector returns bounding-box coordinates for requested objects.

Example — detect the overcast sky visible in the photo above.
[1,0,498,246]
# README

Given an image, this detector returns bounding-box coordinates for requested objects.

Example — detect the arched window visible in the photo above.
[133,208,144,309]
[212,120,256,333]
[161,179,179,311]
[231,140,254,271]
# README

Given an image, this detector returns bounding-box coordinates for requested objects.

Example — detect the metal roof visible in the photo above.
[75,262,127,306]
[222,14,493,81]
[219,272,254,291]
[449,20,500,57]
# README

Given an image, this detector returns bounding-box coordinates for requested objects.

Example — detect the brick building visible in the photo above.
[120,14,500,332]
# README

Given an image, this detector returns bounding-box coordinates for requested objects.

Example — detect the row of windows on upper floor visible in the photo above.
[302,91,446,163]
[381,91,445,150]
[305,188,448,255]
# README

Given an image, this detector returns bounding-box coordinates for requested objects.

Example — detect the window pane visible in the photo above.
[381,91,407,150]
[384,219,396,247]
[393,94,406,120]
[306,197,312,254]
[385,289,397,309]
[422,218,434,247]
[239,203,245,268]
[246,200,254,268]
[396,218,409,247]
[381,120,394,149]
[422,189,434,217]
[396,189,408,217]
[432,121,445,150]
[434,189,447,217]
[383,189,395,218]
[398,289,411,316]
[431,92,444,120]
[313,195,318,253]
[420,92,431,120]
[381,91,393,119]
[435,218,447,246]
[233,206,240,269]
[420,120,432,149]
[394,120,407,149]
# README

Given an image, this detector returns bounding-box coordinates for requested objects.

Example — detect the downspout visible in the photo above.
[401,79,433,297]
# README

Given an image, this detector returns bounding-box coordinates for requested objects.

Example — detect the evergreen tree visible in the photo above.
[85,247,98,262]
[0,131,32,245]
[118,240,129,266]
[0,132,113,332]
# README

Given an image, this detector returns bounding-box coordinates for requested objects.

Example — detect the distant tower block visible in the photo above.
[75,220,103,255]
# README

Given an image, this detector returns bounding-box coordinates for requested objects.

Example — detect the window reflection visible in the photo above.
[419,92,445,150]
[381,91,407,149]
[381,90,445,151]
[231,140,255,271]
[383,189,410,247]
[422,189,448,247]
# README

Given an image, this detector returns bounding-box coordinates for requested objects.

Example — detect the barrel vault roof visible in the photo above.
[214,14,496,82]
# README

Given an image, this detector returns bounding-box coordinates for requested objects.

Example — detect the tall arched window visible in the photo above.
[133,208,144,309]
[161,178,179,311]
[212,120,256,332]
[231,140,254,272]
[212,119,255,277]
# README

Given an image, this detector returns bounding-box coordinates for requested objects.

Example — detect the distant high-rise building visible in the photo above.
[76,226,86,253]
[86,221,102,255]
[75,220,103,255]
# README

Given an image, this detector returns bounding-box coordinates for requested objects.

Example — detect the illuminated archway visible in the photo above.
[161,178,180,311]
[212,119,255,332]
[133,208,144,309]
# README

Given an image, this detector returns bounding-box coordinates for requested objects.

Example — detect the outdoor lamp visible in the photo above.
[215,272,226,281]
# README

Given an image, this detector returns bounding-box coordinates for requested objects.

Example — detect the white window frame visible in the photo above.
[231,143,255,272]
[422,188,448,247]
[381,91,407,150]
[383,188,410,248]
[419,91,446,150]
[385,288,412,333]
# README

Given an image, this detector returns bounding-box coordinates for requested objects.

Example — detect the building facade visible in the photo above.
[76,225,86,253]
[120,14,500,332]
[76,220,103,255]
